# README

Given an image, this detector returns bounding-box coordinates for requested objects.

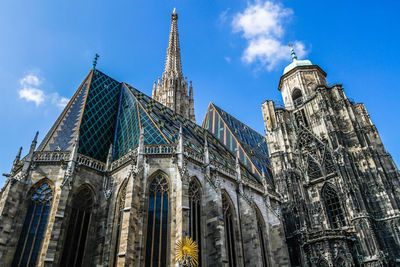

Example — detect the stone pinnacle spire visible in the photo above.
[152,9,196,123]
[164,8,183,78]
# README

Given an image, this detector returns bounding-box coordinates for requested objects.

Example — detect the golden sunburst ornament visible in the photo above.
[174,237,199,266]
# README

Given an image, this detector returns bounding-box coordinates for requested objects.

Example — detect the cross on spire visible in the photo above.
[92,53,100,69]
[288,44,298,62]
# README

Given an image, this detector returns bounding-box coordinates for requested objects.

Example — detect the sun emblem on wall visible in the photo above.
[174,237,199,266]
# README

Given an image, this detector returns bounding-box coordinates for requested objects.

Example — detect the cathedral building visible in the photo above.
[0,10,288,267]
[0,9,399,267]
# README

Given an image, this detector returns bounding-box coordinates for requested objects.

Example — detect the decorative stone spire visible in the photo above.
[164,8,182,78]
[11,147,22,171]
[152,9,196,123]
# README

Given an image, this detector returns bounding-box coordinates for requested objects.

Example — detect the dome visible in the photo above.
[283,59,313,74]
[283,45,312,74]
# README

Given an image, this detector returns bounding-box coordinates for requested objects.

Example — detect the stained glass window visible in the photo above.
[12,183,53,267]
[322,184,346,228]
[145,175,169,267]
[60,187,94,267]
[222,193,237,267]
[113,183,127,267]
[189,179,201,265]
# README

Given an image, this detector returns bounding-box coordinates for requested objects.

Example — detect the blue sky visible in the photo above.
[1,0,399,187]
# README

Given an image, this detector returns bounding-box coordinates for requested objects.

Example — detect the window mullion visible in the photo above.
[18,202,38,267]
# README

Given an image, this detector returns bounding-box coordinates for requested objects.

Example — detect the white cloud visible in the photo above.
[18,73,69,108]
[19,87,45,106]
[18,74,45,106]
[232,1,307,71]
[50,93,69,109]
[219,8,230,24]
[225,56,231,63]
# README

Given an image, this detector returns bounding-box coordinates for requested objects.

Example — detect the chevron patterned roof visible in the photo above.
[202,103,273,186]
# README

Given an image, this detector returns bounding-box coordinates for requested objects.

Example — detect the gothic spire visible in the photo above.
[164,8,183,78]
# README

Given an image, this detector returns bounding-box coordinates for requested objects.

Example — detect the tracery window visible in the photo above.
[255,208,269,267]
[322,184,346,228]
[307,155,323,180]
[189,179,201,265]
[297,126,336,180]
[12,182,53,267]
[60,187,94,267]
[112,182,127,267]
[145,175,169,267]
[222,193,237,267]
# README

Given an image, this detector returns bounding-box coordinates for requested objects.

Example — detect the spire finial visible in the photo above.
[288,43,297,62]
[93,53,100,69]
[173,8,176,14]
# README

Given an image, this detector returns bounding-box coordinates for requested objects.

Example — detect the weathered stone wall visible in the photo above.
[262,64,400,266]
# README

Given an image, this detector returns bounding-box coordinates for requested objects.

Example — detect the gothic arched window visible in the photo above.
[292,88,303,107]
[145,175,169,267]
[12,182,53,267]
[189,179,201,265]
[322,184,346,228]
[112,182,127,267]
[222,193,237,267]
[60,186,94,267]
[255,207,269,267]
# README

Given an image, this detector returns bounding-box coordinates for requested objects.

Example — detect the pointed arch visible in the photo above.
[60,185,94,267]
[306,154,323,180]
[112,179,128,267]
[144,173,169,267]
[254,204,270,267]
[12,180,54,267]
[322,183,346,228]
[189,177,202,265]
[222,190,237,267]
[291,88,303,107]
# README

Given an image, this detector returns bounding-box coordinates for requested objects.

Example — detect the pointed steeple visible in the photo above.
[152,9,196,123]
[164,8,183,78]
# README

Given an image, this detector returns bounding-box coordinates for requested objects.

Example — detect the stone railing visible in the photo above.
[111,149,138,171]
[184,146,204,163]
[34,151,70,162]
[77,154,105,172]
[145,144,175,154]
[210,160,236,179]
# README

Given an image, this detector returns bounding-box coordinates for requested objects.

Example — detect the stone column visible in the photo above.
[115,170,140,267]
[204,177,225,266]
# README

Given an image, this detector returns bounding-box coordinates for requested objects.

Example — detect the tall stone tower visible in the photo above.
[261,47,400,266]
[152,8,196,122]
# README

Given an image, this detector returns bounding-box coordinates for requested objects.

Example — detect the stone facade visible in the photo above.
[0,133,289,266]
[261,54,400,266]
